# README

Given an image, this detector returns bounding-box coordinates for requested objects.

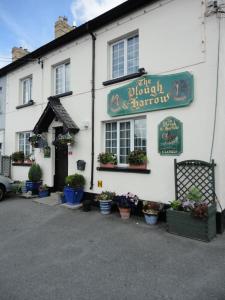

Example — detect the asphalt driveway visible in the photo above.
[0,197,225,300]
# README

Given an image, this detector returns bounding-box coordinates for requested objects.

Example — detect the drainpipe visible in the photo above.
[88,30,96,190]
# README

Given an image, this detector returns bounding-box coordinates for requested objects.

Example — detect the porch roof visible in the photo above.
[33,97,80,134]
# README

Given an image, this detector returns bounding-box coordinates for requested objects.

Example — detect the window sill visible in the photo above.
[16,100,34,109]
[50,91,73,98]
[102,69,147,86]
[97,167,151,174]
[12,162,33,167]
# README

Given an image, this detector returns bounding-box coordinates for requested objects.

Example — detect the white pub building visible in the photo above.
[0,0,225,228]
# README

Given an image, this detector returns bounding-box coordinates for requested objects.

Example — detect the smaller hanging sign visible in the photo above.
[158,117,183,156]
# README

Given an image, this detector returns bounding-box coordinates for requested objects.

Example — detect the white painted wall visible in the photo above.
[4,0,225,209]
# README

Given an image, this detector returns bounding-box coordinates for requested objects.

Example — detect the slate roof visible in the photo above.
[33,97,79,134]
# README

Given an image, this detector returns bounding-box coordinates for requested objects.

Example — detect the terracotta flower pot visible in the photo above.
[119,207,131,219]
[100,163,115,168]
[129,163,147,169]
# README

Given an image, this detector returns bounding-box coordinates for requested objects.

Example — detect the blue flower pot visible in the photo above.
[99,200,112,215]
[144,214,158,225]
[26,180,42,194]
[39,190,49,198]
[64,187,84,205]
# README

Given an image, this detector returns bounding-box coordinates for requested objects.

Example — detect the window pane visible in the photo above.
[55,65,64,95]
[65,63,70,92]
[119,121,130,164]
[127,35,139,74]
[18,132,31,156]
[112,41,124,79]
[134,119,146,152]
[105,122,117,154]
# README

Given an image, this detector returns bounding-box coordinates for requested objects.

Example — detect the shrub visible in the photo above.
[28,163,42,182]
[11,151,24,162]
[65,174,86,189]
[128,150,147,165]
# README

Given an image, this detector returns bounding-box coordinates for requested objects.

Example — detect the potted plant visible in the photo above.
[98,152,117,168]
[64,173,86,205]
[11,151,25,163]
[95,191,116,215]
[167,186,217,242]
[29,134,41,148]
[115,192,139,219]
[142,201,163,225]
[53,132,75,147]
[38,184,50,198]
[128,150,147,169]
[26,163,42,194]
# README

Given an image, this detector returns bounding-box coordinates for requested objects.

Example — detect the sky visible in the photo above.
[0,0,125,68]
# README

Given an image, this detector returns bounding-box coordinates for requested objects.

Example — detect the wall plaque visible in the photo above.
[108,72,193,117]
[158,117,183,156]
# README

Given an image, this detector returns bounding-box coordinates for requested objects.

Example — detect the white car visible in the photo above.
[0,175,14,201]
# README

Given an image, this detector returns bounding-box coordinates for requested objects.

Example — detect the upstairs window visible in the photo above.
[111,35,139,79]
[21,77,32,104]
[105,118,146,165]
[18,132,32,156]
[53,61,70,95]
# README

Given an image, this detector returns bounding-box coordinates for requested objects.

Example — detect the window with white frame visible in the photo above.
[105,118,146,165]
[111,34,139,79]
[21,76,32,104]
[18,132,32,157]
[53,61,70,95]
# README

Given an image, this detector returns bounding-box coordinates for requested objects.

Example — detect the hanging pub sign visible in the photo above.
[158,117,183,156]
[108,72,193,117]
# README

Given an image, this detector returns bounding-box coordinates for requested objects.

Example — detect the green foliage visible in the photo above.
[170,199,182,210]
[95,191,116,201]
[186,186,202,202]
[39,184,49,192]
[65,173,86,189]
[11,151,25,162]
[97,152,117,165]
[128,150,147,165]
[28,163,42,182]
[11,181,24,194]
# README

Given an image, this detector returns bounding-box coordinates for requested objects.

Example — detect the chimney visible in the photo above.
[12,47,29,61]
[55,16,73,39]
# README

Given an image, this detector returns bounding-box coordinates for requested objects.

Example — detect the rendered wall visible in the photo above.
[4,0,225,209]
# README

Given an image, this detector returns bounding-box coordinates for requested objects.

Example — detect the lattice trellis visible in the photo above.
[174,159,215,203]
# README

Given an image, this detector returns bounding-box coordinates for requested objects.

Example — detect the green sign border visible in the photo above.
[158,116,183,156]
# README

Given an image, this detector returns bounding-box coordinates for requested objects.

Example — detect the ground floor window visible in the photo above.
[105,118,146,165]
[18,132,32,157]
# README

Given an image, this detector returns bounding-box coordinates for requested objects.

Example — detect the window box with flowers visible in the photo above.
[97,152,117,168]
[128,150,147,169]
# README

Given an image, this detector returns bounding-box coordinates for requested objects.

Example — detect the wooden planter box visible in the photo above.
[166,204,216,242]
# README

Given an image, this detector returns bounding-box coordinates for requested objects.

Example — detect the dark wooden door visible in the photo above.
[54,127,68,191]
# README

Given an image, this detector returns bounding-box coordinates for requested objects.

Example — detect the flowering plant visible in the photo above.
[170,186,211,218]
[142,201,162,216]
[95,191,116,202]
[115,192,139,208]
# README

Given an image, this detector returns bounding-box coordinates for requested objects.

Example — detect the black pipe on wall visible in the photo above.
[89,31,96,190]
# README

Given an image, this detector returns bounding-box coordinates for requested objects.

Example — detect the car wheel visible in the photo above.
[0,185,5,201]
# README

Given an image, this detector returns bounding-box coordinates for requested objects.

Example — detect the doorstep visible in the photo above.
[33,193,60,206]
